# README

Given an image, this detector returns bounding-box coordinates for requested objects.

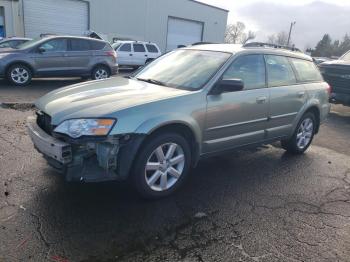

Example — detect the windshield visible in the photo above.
[134,50,231,90]
[340,51,350,61]
[16,37,43,50]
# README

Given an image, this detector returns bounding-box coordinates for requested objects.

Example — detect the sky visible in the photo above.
[198,0,350,49]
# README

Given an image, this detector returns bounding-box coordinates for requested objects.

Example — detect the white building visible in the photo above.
[0,0,228,52]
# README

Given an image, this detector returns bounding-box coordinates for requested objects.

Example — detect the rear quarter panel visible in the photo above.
[290,82,330,136]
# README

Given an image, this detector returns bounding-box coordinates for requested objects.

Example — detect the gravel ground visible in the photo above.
[0,102,349,262]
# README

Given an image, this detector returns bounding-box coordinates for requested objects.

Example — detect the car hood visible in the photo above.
[36,77,192,125]
[0,48,22,53]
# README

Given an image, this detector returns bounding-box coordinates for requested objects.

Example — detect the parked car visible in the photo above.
[27,43,330,198]
[0,37,32,49]
[312,57,331,65]
[0,36,118,86]
[112,41,161,68]
[319,50,350,106]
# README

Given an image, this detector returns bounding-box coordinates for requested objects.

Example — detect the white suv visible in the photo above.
[112,41,161,68]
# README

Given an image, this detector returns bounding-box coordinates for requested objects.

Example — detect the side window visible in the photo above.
[70,39,90,51]
[119,43,131,52]
[0,41,10,48]
[90,41,106,50]
[146,44,158,53]
[265,55,296,87]
[290,58,323,82]
[222,54,266,90]
[40,39,67,52]
[133,43,146,52]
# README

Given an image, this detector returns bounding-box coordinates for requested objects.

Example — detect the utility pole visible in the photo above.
[287,21,296,47]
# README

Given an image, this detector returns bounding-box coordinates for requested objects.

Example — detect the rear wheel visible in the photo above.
[131,132,191,199]
[92,65,110,80]
[7,64,32,86]
[281,112,316,154]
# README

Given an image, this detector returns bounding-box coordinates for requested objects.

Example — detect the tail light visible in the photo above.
[326,83,332,97]
[106,50,117,59]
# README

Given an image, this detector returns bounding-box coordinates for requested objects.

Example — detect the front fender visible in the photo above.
[135,113,203,146]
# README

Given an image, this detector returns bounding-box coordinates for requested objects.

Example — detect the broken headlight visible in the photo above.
[54,119,116,138]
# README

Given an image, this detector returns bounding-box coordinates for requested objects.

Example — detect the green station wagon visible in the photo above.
[27,43,331,198]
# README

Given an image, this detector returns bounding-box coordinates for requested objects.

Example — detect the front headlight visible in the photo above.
[54,118,116,138]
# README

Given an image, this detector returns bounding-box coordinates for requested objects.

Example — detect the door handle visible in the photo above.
[129,54,133,56]
[256,96,267,104]
[145,54,148,57]
[297,91,305,98]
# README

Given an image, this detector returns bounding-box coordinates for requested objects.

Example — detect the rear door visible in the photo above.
[266,55,307,138]
[204,54,269,153]
[132,43,148,65]
[66,39,92,75]
[32,38,69,76]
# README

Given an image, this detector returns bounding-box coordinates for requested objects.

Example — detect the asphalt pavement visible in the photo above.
[0,78,349,261]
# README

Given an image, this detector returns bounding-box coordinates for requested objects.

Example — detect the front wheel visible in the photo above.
[92,65,110,80]
[131,132,191,199]
[281,112,316,154]
[7,64,32,86]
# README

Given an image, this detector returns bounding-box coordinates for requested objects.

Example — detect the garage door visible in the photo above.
[166,17,203,51]
[23,0,89,38]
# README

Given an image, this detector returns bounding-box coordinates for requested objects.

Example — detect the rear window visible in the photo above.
[146,44,158,53]
[70,39,90,51]
[266,55,297,87]
[119,43,131,52]
[133,44,146,52]
[90,41,106,50]
[290,58,323,82]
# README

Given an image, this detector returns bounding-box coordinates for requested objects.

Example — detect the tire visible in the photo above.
[7,64,32,86]
[91,65,110,80]
[131,132,192,199]
[145,58,154,64]
[281,112,316,154]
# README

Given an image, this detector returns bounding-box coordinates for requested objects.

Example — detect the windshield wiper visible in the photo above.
[136,78,168,87]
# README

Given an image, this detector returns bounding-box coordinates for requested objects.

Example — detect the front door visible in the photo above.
[116,43,133,66]
[204,54,269,153]
[33,38,69,77]
[265,55,307,138]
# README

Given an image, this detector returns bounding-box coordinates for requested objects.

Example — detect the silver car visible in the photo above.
[27,44,331,198]
[0,36,118,86]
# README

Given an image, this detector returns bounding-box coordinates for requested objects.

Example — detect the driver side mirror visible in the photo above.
[210,79,244,95]
[38,47,46,53]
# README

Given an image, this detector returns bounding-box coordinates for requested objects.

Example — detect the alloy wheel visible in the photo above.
[11,67,29,84]
[95,69,108,79]
[145,143,185,191]
[296,117,314,150]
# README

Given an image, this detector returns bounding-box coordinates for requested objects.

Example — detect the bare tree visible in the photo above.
[225,22,256,44]
[267,31,290,46]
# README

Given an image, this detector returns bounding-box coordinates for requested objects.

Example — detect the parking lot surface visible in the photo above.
[0,79,350,261]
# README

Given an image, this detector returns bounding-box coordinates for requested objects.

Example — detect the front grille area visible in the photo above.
[36,111,53,135]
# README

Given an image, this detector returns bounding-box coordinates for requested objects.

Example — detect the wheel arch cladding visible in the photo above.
[305,106,320,134]
[6,61,34,75]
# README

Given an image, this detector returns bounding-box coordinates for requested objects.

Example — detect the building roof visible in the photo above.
[188,0,229,12]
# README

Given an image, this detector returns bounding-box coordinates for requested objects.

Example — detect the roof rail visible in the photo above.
[243,42,301,52]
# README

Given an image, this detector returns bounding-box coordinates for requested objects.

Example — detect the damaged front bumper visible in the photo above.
[27,116,145,182]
